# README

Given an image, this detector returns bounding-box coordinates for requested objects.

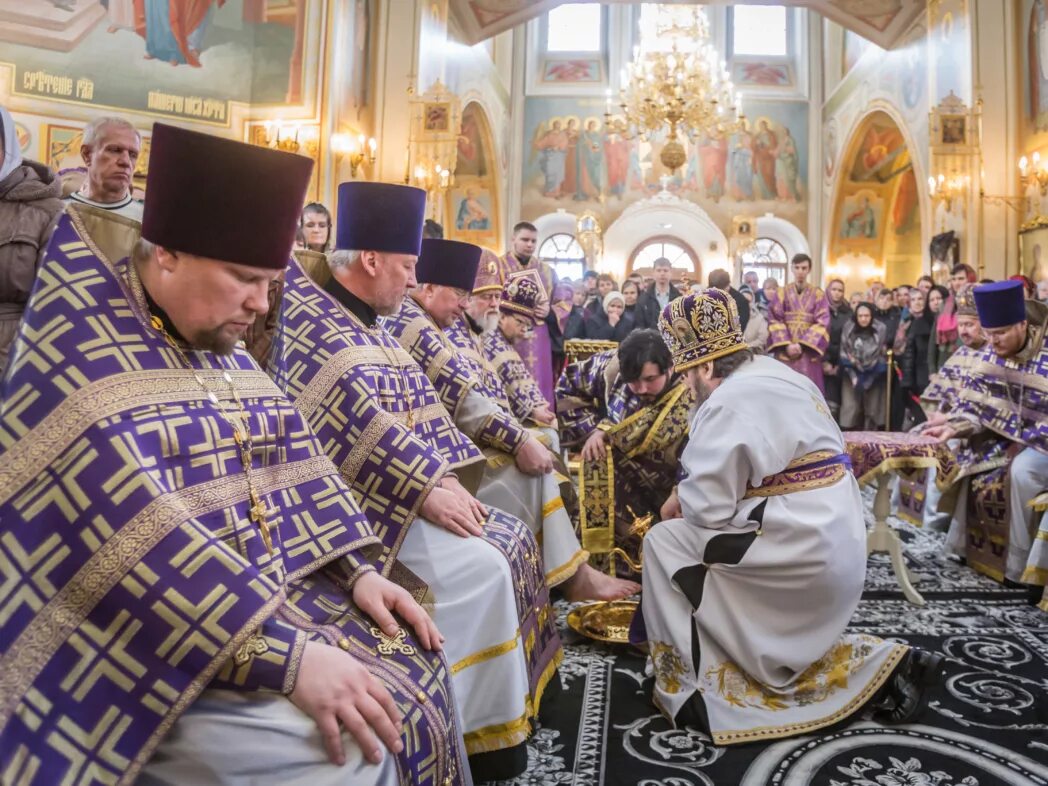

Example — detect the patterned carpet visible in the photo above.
[483,492,1048,786]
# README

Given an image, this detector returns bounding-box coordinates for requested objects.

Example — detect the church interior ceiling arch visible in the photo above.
[451,0,927,49]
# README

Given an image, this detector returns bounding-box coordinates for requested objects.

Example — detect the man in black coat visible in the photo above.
[636,256,683,328]
[707,268,750,331]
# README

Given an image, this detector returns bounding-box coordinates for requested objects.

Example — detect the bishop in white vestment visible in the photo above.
[640,290,943,745]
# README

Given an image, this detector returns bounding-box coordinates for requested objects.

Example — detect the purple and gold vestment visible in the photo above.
[940,304,1048,586]
[384,297,588,587]
[767,283,831,392]
[557,350,693,573]
[270,260,562,755]
[0,208,465,785]
[481,328,549,424]
[383,297,529,457]
[496,252,566,406]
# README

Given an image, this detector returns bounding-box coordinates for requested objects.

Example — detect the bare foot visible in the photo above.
[562,563,640,602]
[143,54,155,60]
[107,24,118,33]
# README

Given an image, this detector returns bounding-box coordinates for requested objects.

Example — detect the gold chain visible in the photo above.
[150,315,275,554]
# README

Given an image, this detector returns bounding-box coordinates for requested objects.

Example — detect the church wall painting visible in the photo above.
[446,101,501,250]
[1022,0,1048,137]
[838,189,883,241]
[520,95,808,241]
[0,0,320,126]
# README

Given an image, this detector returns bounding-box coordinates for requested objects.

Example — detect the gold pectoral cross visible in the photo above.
[249,488,274,554]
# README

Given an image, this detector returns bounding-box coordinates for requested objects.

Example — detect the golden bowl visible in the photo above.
[566,600,639,644]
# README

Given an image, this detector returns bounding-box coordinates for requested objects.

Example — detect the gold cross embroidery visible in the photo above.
[233,634,270,666]
[369,626,417,657]
[249,488,274,554]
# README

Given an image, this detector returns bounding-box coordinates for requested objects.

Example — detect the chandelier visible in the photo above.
[605,6,745,172]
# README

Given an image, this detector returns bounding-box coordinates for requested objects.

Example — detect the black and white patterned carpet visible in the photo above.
[485,494,1048,786]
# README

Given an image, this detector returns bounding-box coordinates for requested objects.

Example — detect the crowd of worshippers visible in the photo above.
[0,111,1044,786]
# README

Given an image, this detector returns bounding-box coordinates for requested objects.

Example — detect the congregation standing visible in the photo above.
[1,108,1047,786]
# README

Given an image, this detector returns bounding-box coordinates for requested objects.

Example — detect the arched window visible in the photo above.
[739,237,789,285]
[545,4,602,52]
[538,232,586,281]
[629,237,700,280]
[731,5,788,57]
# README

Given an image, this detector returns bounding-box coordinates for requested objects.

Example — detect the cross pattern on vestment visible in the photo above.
[370,626,417,656]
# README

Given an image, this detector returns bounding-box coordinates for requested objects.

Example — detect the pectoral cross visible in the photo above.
[249,487,274,554]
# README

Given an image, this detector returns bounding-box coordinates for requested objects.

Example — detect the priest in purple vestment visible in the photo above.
[0,124,464,786]
[766,253,831,392]
[496,221,567,407]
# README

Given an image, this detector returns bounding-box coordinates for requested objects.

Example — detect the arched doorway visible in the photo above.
[628,236,701,283]
[828,109,924,294]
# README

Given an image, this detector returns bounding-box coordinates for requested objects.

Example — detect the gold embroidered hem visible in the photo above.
[528,647,563,720]
[545,548,589,587]
[451,634,520,675]
[1021,565,1048,585]
[462,712,532,755]
[707,643,907,746]
[461,649,563,756]
[543,496,565,519]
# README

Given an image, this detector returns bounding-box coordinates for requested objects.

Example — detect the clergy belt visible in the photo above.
[743,450,852,499]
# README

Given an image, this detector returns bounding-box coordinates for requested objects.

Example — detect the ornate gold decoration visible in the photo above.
[606,6,744,173]
[233,633,270,666]
[565,600,639,645]
[650,640,687,694]
[370,626,418,657]
[408,80,462,222]
[658,288,746,372]
[927,91,979,229]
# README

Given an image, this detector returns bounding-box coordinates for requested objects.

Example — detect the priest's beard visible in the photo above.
[481,311,500,333]
[689,377,715,413]
[191,324,246,355]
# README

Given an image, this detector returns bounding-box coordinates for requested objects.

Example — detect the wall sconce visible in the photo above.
[261,121,318,157]
[1019,153,1048,196]
[927,171,970,213]
[332,133,377,178]
[412,161,452,192]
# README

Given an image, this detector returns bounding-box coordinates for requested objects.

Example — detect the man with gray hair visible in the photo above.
[65,116,143,220]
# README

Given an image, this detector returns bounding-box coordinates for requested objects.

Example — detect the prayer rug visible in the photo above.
[481,491,1048,786]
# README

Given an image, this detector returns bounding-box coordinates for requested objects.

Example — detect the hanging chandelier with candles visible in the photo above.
[605,6,745,172]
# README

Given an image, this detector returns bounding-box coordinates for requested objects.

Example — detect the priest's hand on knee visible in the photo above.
[353,571,444,651]
[441,475,488,525]
[660,487,682,520]
[289,639,404,767]
[516,437,554,475]
[786,342,802,359]
[580,429,607,462]
[422,485,485,537]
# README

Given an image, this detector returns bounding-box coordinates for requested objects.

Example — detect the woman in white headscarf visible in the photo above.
[0,107,64,376]
[584,290,634,341]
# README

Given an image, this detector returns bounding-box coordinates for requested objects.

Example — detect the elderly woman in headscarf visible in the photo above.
[585,290,634,341]
[839,302,889,430]
[0,107,64,376]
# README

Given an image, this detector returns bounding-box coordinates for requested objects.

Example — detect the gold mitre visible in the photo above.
[658,289,746,372]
